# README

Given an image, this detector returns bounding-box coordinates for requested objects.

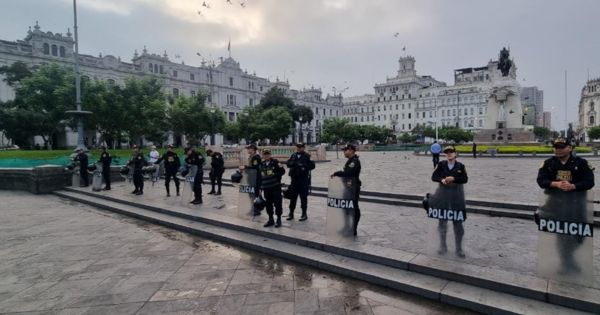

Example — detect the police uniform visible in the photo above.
[98,149,112,190]
[185,150,205,204]
[259,152,286,227]
[286,144,315,221]
[246,145,262,214]
[430,148,468,256]
[74,151,89,187]
[332,145,361,235]
[208,151,225,195]
[155,149,181,197]
[536,138,594,272]
[129,152,147,195]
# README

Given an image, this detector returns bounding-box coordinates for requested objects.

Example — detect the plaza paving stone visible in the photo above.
[0,191,473,314]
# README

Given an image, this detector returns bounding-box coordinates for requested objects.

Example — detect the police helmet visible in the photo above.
[231,170,243,183]
[253,196,266,211]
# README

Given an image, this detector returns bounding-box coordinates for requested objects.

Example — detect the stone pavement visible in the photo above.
[0,191,474,315]
[99,178,600,290]
[222,151,600,205]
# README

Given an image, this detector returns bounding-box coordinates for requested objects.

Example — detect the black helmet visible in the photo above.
[253,196,266,211]
[231,170,243,183]
[87,164,97,172]
[119,166,130,176]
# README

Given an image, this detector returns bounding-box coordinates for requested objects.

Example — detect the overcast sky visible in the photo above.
[1,0,599,130]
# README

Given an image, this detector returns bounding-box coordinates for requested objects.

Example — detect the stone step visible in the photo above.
[56,188,600,314]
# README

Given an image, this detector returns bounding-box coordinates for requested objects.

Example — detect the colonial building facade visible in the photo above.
[578,78,600,142]
[0,23,343,147]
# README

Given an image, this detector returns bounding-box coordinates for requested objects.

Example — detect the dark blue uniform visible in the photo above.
[156,150,181,196]
[74,152,89,187]
[129,153,147,194]
[260,158,286,227]
[186,150,205,203]
[209,152,225,195]
[98,151,112,190]
[286,151,315,220]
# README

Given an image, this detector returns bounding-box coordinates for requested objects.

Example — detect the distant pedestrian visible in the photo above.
[430,141,441,168]
[472,142,477,159]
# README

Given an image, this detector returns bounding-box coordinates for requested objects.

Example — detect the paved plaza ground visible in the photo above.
[0,191,474,315]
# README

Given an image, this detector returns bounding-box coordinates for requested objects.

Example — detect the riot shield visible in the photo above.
[72,165,80,187]
[537,189,594,286]
[426,183,468,259]
[237,169,258,218]
[180,165,198,204]
[120,164,135,195]
[325,177,357,240]
[91,162,103,192]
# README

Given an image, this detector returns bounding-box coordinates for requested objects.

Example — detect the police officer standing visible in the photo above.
[74,148,89,187]
[240,144,262,215]
[536,137,594,272]
[260,149,286,227]
[285,143,315,221]
[185,146,205,204]
[331,144,361,236]
[97,146,112,190]
[207,149,225,195]
[129,146,147,195]
[155,144,181,197]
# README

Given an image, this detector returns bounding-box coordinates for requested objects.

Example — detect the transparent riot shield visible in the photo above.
[91,162,103,192]
[237,169,258,218]
[181,165,198,204]
[426,183,468,260]
[325,177,357,240]
[537,189,594,286]
[120,164,135,195]
[72,165,80,187]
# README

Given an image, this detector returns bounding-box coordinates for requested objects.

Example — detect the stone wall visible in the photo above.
[0,165,69,194]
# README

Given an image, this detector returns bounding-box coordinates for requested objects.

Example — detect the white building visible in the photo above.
[578,78,600,142]
[0,22,343,147]
[343,51,525,136]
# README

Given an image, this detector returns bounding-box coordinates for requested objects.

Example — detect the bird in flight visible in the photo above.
[197,10,203,16]
[202,1,210,8]
[393,32,400,37]
[240,1,246,7]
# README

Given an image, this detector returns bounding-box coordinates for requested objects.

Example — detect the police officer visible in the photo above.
[74,148,89,187]
[240,144,262,215]
[285,143,315,221]
[185,146,205,204]
[331,144,361,236]
[97,146,112,190]
[431,145,468,257]
[207,149,225,195]
[129,146,147,195]
[155,144,181,197]
[430,141,441,168]
[260,149,286,227]
[536,137,594,272]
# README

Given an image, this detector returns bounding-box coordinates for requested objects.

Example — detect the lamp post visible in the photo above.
[298,116,304,143]
[66,0,91,152]
[210,108,216,145]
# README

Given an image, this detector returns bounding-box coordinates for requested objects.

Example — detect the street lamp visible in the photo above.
[210,108,216,145]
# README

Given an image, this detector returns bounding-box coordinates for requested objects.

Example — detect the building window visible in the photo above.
[59,46,66,57]
[190,73,195,81]
[229,112,235,121]
[479,119,483,127]
[470,108,474,115]
[464,108,468,116]
[51,44,58,56]
[154,64,158,73]
[43,43,49,55]
[590,116,595,125]
[173,88,179,97]
[409,123,412,129]
[408,113,412,119]
[173,70,178,77]
[479,107,483,115]
[229,77,233,86]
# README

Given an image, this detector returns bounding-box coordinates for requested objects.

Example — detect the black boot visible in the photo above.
[264,216,275,227]
[286,210,294,221]
[192,197,203,204]
[166,187,170,197]
[455,232,465,258]
[299,209,307,221]
[208,187,215,194]
[275,216,282,228]
[216,186,222,195]
[176,185,180,196]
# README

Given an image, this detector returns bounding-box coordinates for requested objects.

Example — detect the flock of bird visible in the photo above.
[197,0,247,16]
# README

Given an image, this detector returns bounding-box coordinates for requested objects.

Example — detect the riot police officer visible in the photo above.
[74,148,89,187]
[155,144,181,197]
[331,144,361,236]
[285,143,315,221]
[207,149,225,195]
[97,146,112,190]
[259,149,286,227]
[536,137,594,272]
[129,146,147,195]
[185,146,205,204]
[240,144,262,215]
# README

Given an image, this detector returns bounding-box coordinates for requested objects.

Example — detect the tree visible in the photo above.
[258,87,295,112]
[439,126,473,143]
[254,107,294,143]
[0,61,32,86]
[399,132,418,143]
[293,105,314,124]
[412,124,435,138]
[587,126,600,140]
[533,126,551,141]
[321,117,352,144]
[169,93,227,146]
